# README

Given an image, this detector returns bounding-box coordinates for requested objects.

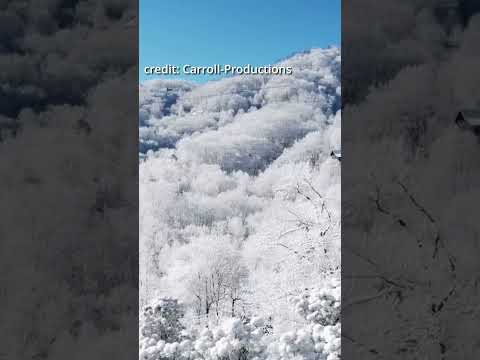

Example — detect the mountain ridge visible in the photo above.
[139,47,340,156]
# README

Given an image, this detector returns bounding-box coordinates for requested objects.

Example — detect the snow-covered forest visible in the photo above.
[139,48,341,360]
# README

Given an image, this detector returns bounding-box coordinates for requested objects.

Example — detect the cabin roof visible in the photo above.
[457,109,480,127]
[330,150,341,160]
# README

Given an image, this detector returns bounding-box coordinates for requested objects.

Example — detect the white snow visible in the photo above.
[140,47,341,359]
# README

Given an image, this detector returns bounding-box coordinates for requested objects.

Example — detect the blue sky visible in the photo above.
[140,0,340,83]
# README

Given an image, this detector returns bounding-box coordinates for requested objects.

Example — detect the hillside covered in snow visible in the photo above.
[139,47,341,360]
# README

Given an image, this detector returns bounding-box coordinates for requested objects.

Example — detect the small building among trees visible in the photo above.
[330,150,341,161]
[455,109,480,135]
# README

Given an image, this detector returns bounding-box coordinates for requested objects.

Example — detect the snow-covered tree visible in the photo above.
[141,298,186,343]
[271,281,341,360]
[140,281,341,360]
